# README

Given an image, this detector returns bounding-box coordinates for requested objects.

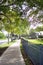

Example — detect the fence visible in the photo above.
[21,38,43,65]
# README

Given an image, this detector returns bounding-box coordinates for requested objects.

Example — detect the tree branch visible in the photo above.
[0,12,11,23]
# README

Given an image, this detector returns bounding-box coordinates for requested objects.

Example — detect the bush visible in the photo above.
[38,35,43,38]
[0,32,6,39]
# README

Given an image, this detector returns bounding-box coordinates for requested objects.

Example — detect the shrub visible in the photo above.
[38,35,43,38]
[0,32,6,39]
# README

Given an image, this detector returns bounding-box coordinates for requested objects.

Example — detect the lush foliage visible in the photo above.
[28,39,43,44]
[35,26,43,32]
[0,0,43,8]
[0,32,6,39]
[0,0,43,35]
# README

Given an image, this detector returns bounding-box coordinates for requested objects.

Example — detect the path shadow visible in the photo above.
[0,47,8,56]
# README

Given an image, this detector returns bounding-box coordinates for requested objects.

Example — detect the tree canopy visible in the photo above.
[0,0,43,34]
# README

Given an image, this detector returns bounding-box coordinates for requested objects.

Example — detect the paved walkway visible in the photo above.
[0,40,25,65]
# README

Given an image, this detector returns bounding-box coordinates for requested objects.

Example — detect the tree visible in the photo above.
[35,26,43,32]
[0,0,43,41]
[0,0,43,8]
[0,8,29,41]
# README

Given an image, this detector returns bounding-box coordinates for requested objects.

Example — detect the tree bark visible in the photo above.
[8,33,9,44]
[11,32,13,42]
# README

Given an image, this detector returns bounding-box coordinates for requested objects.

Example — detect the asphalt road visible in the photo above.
[0,39,11,44]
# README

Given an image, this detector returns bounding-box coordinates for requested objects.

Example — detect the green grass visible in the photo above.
[0,40,15,56]
[28,39,43,44]
[0,41,15,48]
[0,32,6,39]
[22,37,43,44]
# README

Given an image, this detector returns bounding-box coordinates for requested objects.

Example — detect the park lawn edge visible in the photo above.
[0,40,15,56]
[28,39,43,44]
[0,40,15,48]
[22,37,43,44]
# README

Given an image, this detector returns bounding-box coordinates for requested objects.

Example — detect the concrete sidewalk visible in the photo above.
[0,40,25,65]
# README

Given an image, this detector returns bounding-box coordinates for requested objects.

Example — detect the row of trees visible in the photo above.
[0,0,29,43]
[0,0,43,43]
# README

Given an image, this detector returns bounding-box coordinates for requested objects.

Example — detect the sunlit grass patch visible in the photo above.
[0,40,15,56]
[0,41,15,48]
[28,39,43,44]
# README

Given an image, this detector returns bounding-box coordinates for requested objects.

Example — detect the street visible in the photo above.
[0,39,11,44]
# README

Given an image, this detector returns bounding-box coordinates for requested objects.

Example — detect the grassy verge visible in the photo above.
[28,39,43,44]
[0,38,7,40]
[20,43,34,65]
[22,37,43,44]
[0,41,15,56]
[0,32,6,39]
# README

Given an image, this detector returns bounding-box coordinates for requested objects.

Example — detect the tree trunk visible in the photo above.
[8,33,9,44]
[18,34,20,39]
[11,32,13,42]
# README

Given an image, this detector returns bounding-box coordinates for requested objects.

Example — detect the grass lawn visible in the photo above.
[0,41,15,56]
[0,36,7,40]
[22,37,43,44]
[0,32,6,39]
[28,39,43,44]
